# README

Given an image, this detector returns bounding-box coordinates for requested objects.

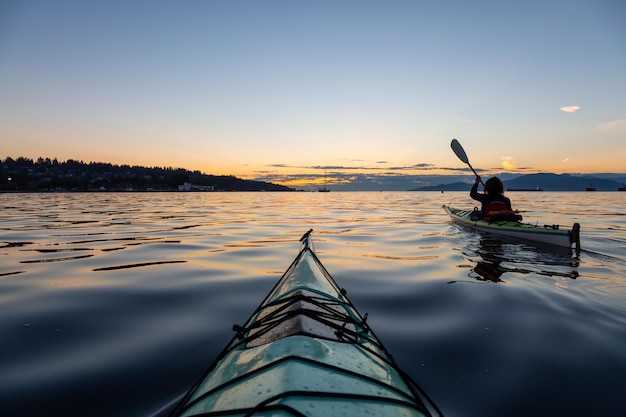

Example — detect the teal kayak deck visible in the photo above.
[171,230,439,417]
[443,205,580,252]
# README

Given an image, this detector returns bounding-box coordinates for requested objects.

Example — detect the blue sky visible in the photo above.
[1,1,625,189]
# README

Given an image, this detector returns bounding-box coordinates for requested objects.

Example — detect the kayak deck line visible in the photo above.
[443,205,581,253]
[180,355,427,415]
[171,229,442,417]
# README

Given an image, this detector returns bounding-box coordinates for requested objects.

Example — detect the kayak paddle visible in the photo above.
[451,138,484,186]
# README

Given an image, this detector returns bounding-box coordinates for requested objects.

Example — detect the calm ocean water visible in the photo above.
[1,191,625,417]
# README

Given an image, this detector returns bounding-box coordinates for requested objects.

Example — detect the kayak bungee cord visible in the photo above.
[232,293,371,347]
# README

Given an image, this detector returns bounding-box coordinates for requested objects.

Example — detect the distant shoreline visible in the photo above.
[2,189,623,194]
[0,189,294,193]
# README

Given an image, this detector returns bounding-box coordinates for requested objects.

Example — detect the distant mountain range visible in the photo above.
[410,173,626,192]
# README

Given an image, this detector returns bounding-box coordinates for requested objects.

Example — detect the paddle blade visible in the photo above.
[451,139,469,164]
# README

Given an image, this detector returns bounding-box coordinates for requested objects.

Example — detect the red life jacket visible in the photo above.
[484,201,510,217]
[482,201,521,222]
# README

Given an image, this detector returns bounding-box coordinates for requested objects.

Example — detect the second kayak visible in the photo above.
[170,229,442,417]
[443,205,581,252]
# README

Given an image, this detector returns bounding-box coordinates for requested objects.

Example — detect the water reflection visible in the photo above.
[472,259,504,282]
[467,236,579,283]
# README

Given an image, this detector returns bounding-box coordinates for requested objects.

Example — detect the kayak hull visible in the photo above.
[171,230,436,417]
[443,205,580,251]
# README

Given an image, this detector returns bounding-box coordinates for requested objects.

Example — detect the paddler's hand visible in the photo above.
[475,175,481,184]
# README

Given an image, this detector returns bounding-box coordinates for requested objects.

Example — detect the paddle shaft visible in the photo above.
[467,162,484,186]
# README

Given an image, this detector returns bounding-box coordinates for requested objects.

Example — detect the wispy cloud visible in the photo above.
[267,162,439,173]
[501,156,516,171]
[597,119,626,131]
[257,161,541,189]
[562,157,570,163]
[560,105,581,113]
[266,163,291,168]
[386,163,436,171]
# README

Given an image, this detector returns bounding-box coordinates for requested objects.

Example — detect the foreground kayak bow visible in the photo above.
[171,229,441,417]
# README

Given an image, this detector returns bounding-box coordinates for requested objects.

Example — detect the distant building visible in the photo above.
[178,182,214,191]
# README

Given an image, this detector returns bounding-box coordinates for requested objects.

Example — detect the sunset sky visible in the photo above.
[1,1,625,188]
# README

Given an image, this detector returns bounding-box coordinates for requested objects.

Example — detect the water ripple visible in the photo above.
[93,260,187,271]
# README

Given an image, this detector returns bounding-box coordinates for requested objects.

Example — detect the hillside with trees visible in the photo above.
[0,157,294,192]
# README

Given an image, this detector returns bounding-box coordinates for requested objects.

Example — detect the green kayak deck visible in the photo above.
[170,230,440,417]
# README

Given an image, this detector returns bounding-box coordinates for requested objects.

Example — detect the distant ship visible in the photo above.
[508,187,543,191]
[585,183,596,191]
[318,170,330,192]
[619,184,626,191]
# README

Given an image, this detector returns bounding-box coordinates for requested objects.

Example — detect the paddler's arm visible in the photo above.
[470,176,483,202]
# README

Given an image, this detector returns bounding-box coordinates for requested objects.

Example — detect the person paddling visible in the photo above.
[470,175,520,222]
